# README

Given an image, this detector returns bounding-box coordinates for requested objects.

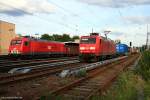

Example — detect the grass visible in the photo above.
[144,81,150,100]
[40,51,150,100]
[135,51,150,81]
[92,51,150,100]
[92,71,143,100]
[40,94,63,100]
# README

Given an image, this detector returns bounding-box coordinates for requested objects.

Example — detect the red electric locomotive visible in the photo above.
[79,33,116,62]
[9,36,67,57]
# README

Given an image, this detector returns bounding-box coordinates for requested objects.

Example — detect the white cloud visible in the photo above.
[124,16,150,24]
[0,0,55,16]
[78,0,150,8]
[99,26,147,46]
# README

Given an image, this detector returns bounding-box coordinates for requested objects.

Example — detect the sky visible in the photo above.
[0,0,150,47]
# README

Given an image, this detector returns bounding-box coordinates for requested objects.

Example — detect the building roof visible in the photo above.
[0,20,15,25]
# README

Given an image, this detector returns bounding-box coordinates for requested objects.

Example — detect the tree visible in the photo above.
[41,34,51,40]
[17,34,22,37]
[40,33,80,42]
[62,34,71,42]
[72,36,79,40]
[52,34,62,41]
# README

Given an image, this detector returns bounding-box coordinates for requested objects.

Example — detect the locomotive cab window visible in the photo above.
[11,40,22,45]
[24,41,29,46]
[80,38,96,44]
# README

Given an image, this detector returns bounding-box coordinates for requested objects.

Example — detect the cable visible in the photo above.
[111,0,131,34]
[48,1,94,27]
[0,2,75,30]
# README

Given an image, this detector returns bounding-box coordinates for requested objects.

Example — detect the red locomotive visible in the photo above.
[79,33,116,62]
[9,36,79,57]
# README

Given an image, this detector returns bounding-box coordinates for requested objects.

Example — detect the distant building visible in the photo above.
[0,20,16,55]
[115,39,121,44]
[74,39,80,43]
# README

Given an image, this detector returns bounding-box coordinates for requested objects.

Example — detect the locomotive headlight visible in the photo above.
[80,47,85,50]
[16,50,18,54]
[90,47,95,50]
[11,50,13,53]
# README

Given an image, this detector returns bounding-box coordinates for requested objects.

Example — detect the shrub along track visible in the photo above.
[49,54,139,100]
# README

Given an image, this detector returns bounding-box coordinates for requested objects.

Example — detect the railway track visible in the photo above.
[0,55,11,60]
[0,60,85,85]
[0,56,78,64]
[49,54,139,100]
[0,55,129,86]
[0,57,78,72]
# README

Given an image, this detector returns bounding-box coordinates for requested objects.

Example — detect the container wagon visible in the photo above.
[116,43,129,55]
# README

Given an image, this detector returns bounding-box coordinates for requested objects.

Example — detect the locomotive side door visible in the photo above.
[23,40,30,55]
[99,38,103,56]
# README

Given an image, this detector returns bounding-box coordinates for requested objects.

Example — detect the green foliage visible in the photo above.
[40,94,63,100]
[41,34,53,40]
[72,35,79,40]
[135,51,150,81]
[92,51,150,100]
[17,34,22,37]
[140,45,147,52]
[40,96,46,100]
[76,69,87,77]
[61,34,71,42]
[52,34,62,41]
[144,81,150,100]
[40,33,79,42]
[94,71,143,100]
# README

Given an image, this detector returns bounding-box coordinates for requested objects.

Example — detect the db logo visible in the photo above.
[48,46,51,49]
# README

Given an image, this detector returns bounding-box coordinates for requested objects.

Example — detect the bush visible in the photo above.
[135,51,150,81]
[40,94,63,100]
[92,51,150,100]
[143,81,150,100]
[75,69,87,77]
[93,71,144,100]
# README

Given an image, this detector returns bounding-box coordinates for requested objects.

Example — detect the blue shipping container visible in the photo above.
[116,44,128,54]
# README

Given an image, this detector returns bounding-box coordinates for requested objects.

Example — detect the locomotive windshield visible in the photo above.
[80,37,96,44]
[11,40,22,45]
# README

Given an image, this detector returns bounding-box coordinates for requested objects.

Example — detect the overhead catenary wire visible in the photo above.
[48,0,94,27]
[0,2,76,30]
[111,0,146,47]
[111,0,126,24]
[111,0,131,31]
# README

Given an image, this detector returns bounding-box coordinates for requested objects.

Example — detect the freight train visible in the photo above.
[8,36,79,57]
[79,33,116,62]
[9,34,130,61]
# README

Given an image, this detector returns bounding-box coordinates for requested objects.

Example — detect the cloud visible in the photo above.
[0,0,55,16]
[124,16,150,24]
[110,31,124,36]
[78,0,150,8]
[101,27,124,36]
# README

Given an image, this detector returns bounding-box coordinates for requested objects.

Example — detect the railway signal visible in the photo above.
[130,42,132,47]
